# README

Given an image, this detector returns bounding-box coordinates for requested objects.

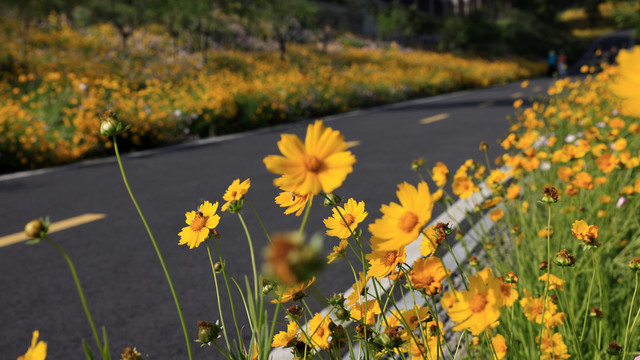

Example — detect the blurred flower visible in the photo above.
[178,201,220,249]
[448,273,502,335]
[263,233,323,285]
[537,329,570,359]
[17,331,46,360]
[263,120,356,195]
[610,46,640,117]
[492,334,507,360]
[431,161,449,187]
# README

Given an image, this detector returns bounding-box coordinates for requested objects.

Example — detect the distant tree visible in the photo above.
[584,0,604,26]
[239,0,317,60]
[89,0,158,50]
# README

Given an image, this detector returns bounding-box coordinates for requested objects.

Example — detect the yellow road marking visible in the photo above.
[0,213,107,248]
[533,86,543,92]
[510,92,524,98]
[345,140,361,149]
[478,101,494,108]
[419,113,449,124]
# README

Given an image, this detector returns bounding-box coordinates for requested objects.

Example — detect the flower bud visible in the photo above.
[483,242,496,250]
[286,305,303,321]
[99,110,129,137]
[606,340,622,355]
[323,193,342,207]
[335,307,350,322]
[329,293,346,308]
[411,157,425,171]
[24,219,47,239]
[629,257,640,272]
[479,141,488,152]
[554,249,576,267]
[511,225,521,234]
[504,271,519,284]
[539,260,551,271]
[468,256,479,267]
[195,321,221,346]
[121,347,143,360]
[589,306,603,318]
[214,261,223,273]
[541,185,559,204]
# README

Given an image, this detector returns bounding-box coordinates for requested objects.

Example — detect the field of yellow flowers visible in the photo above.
[18,45,640,360]
[0,12,544,173]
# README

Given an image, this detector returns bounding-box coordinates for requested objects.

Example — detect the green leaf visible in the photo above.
[102,327,111,360]
[82,338,95,360]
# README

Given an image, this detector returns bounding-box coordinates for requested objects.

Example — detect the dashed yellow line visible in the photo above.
[345,140,361,149]
[510,92,524,99]
[478,101,494,108]
[0,213,107,248]
[419,113,449,124]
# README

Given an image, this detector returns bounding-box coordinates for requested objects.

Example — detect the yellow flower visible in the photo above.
[538,226,554,238]
[506,183,521,200]
[275,191,311,216]
[178,201,220,249]
[492,333,507,360]
[538,273,564,291]
[271,277,315,304]
[521,80,530,88]
[489,208,504,222]
[448,274,502,335]
[420,224,447,257]
[599,195,611,204]
[327,239,349,264]
[522,201,529,213]
[513,99,523,108]
[346,271,369,305]
[323,198,367,239]
[610,46,640,117]
[304,313,332,350]
[571,220,599,246]
[366,241,406,279]
[368,182,433,251]
[520,290,557,324]
[387,305,431,330]
[409,257,448,295]
[431,188,443,202]
[17,331,46,360]
[263,120,356,195]
[431,161,449,187]
[221,178,250,211]
[452,174,478,199]
[537,329,571,359]
[350,300,381,325]
[272,321,299,348]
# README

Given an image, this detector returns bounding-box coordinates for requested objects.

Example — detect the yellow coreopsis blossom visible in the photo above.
[327,239,349,264]
[387,305,431,331]
[263,120,356,195]
[178,201,221,249]
[323,198,367,239]
[350,299,381,325]
[303,313,332,350]
[366,241,406,279]
[538,273,564,291]
[537,329,571,359]
[431,161,449,187]
[491,333,507,360]
[447,273,503,335]
[272,321,299,348]
[489,208,504,222]
[271,277,315,304]
[452,174,479,199]
[368,182,433,251]
[17,331,46,360]
[610,46,640,117]
[275,191,311,216]
[520,290,557,325]
[571,220,599,246]
[409,257,448,295]
[221,178,250,211]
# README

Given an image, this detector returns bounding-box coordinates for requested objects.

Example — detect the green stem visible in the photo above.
[237,213,259,302]
[298,195,313,235]
[44,237,104,358]
[113,137,193,360]
[212,239,244,344]
[580,252,597,342]
[246,199,271,244]
[205,241,231,351]
[623,271,639,358]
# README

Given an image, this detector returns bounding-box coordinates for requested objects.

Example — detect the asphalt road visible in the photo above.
[0,77,553,359]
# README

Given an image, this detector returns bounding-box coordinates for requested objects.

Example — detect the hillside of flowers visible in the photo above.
[0,12,544,173]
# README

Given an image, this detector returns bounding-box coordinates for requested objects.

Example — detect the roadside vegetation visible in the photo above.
[18,46,640,359]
